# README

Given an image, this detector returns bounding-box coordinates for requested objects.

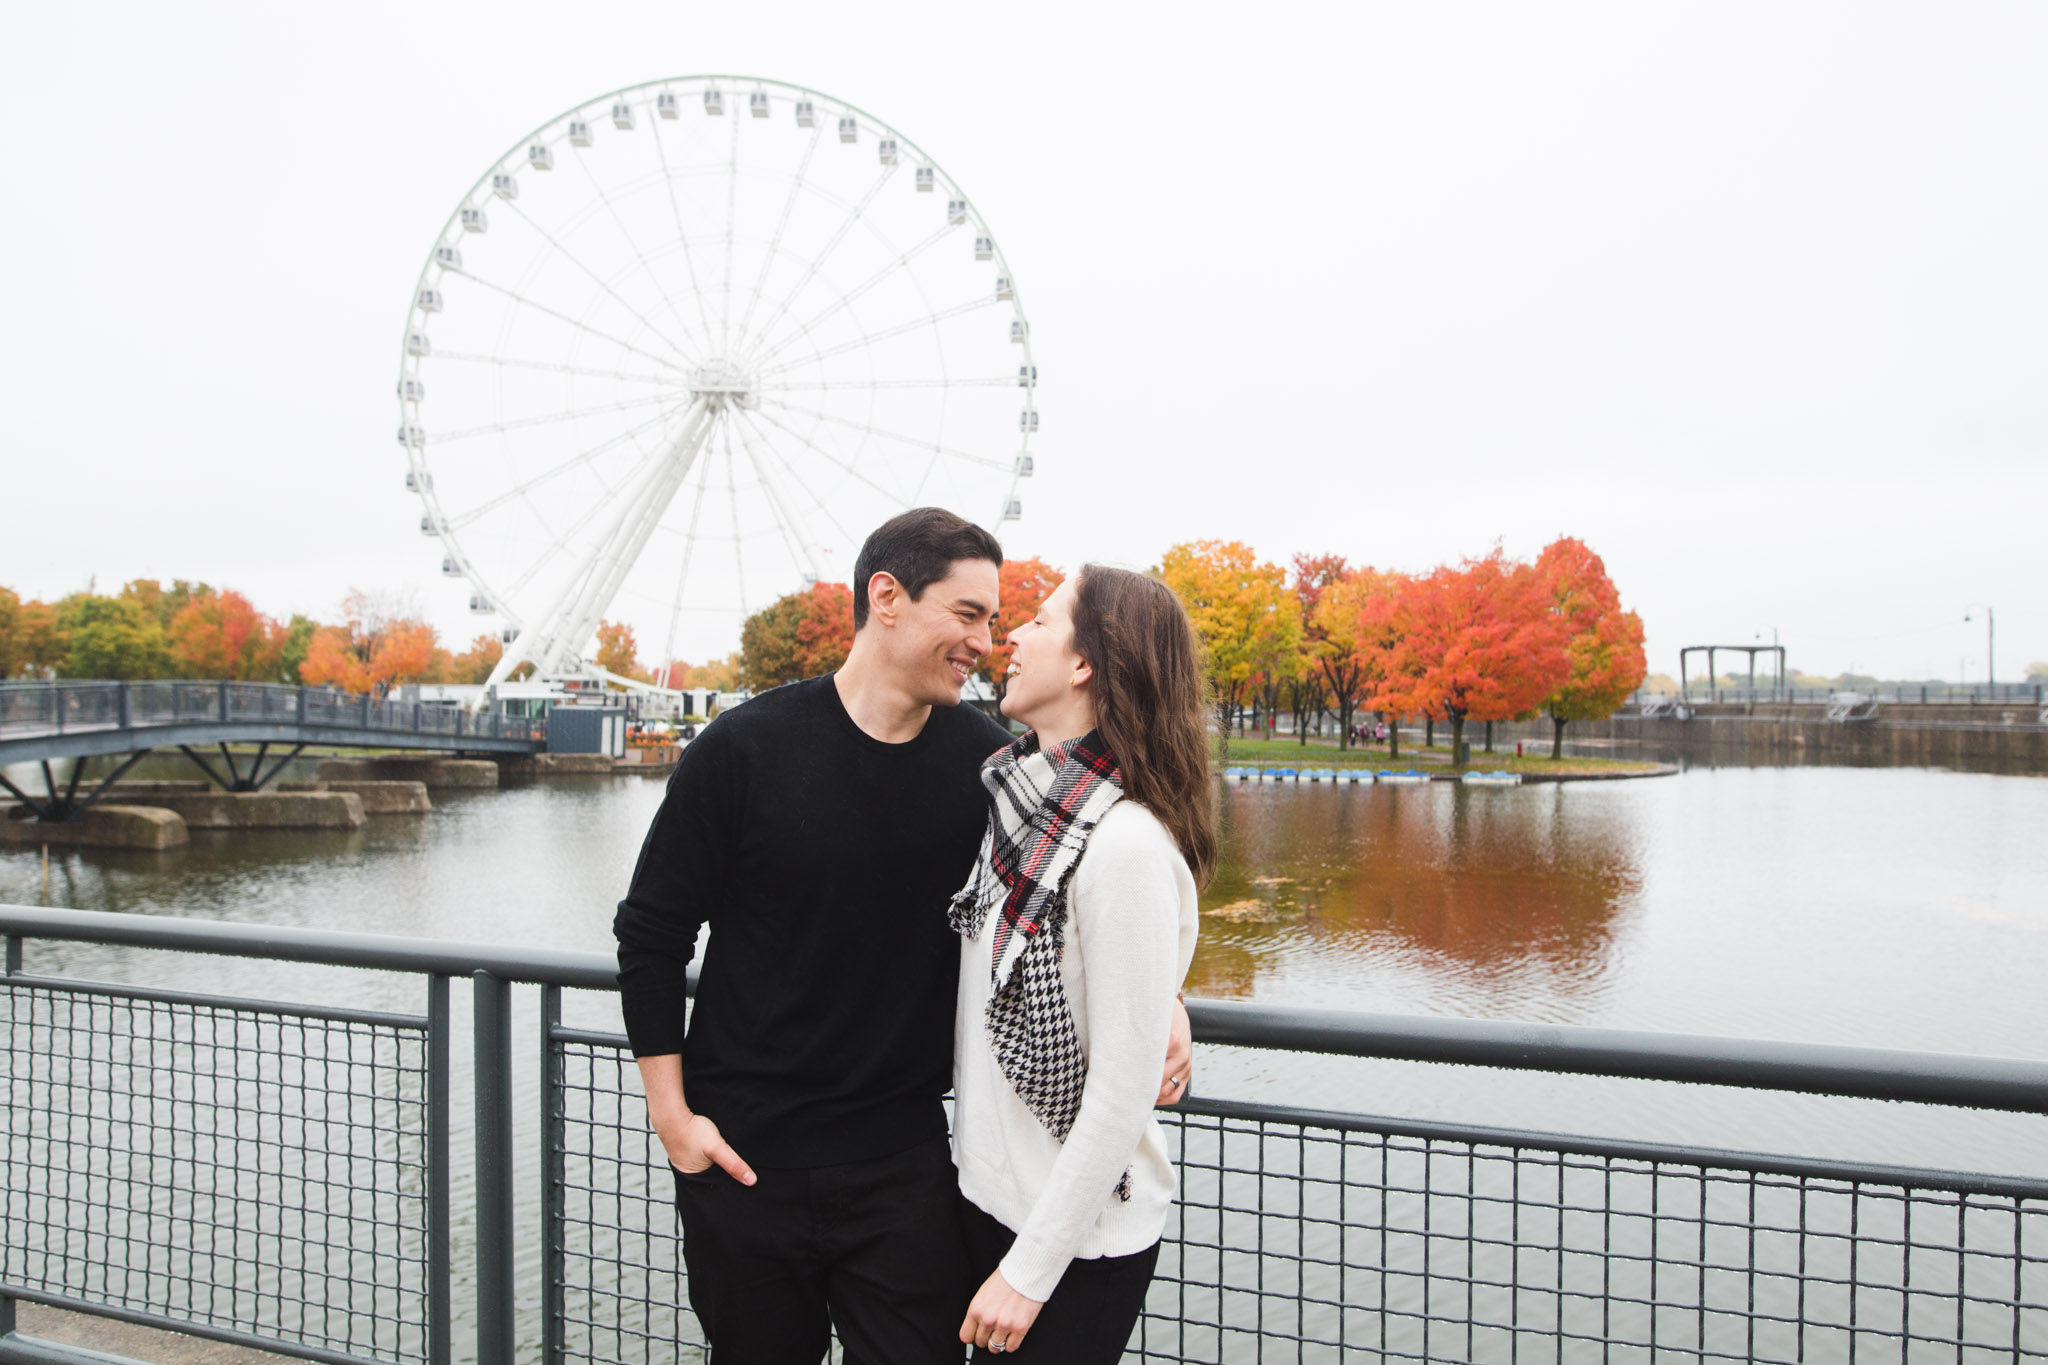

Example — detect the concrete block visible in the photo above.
[280,780,433,814]
[109,791,366,830]
[1,805,189,849]
[498,754,615,775]
[315,757,498,789]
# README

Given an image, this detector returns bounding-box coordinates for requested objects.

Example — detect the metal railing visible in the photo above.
[2,905,2043,1364]
[1630,684,2045,708]
[0,681,545,747]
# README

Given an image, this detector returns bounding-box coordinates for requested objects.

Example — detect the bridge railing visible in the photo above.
[1629,684,2044,708]
[0,680,545,744]
[1,905,2042,1365]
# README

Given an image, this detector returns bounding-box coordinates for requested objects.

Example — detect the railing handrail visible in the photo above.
[7,903,2045,1115]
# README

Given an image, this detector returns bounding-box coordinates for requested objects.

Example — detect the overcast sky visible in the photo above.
[2,2,2041,681]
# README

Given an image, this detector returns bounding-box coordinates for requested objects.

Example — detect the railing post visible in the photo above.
[427,974,452,1365]
[218,681,230,723]
[473,971,515,1365]
[4,934,19,975]
[297,687,308,725]
[540,984,566,1365]
[362,692,372,730]
[117,681,132,729]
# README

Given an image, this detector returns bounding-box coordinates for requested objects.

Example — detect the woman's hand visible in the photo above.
[959,1268,1043,1355]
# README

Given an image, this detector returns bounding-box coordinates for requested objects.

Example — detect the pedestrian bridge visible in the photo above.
[0,680,543,817]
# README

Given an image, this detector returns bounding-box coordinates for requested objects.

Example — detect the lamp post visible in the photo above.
[1964,605,1994,692]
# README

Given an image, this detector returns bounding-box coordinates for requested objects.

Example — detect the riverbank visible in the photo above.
[1213,737,1663,777]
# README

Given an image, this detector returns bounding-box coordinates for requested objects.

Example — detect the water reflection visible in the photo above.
[1191,784,1642,1021]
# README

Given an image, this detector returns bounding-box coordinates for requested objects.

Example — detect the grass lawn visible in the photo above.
[1210,736,1659,776]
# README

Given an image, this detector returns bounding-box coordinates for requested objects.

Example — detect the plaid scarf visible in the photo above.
[950,727,1129,1193]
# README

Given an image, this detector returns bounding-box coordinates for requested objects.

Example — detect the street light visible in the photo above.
[1963,604,1994,690]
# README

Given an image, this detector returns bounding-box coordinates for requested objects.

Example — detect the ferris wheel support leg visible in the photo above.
[480,399,715,697]
[732,410,824,584]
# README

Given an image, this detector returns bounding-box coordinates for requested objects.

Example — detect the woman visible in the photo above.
[949,565,1214,1360]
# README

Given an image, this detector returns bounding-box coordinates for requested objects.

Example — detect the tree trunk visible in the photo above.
[1216,697,1233,765]
[1338,698,1353,750]
[1450,714,1468,767]
[1552,715,1566,760]
[1425,716,1434,748]
[1388,716,1400,761]
[1484,721,1494,753]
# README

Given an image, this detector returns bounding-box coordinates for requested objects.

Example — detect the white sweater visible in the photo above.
[952,801,1200,1302]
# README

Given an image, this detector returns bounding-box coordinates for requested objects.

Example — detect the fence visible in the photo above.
[2,905,2044,1364]
[0,681,545,748]
[1631,684,2044,708]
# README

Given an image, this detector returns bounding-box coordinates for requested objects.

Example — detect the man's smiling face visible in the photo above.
[886,557,999,707]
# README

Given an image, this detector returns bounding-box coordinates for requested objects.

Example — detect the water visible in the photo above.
[4,758,2045,1178]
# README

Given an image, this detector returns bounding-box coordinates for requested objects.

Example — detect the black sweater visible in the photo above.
[614,676,1013,1168]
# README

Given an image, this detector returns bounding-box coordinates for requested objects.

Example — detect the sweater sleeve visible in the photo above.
[998,810,1184,1301]
[612,721,736,1057]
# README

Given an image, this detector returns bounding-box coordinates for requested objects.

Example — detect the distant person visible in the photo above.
[952,566,1211,1362]
[614,509,1192,1364]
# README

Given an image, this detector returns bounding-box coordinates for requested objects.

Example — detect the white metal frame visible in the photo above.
[394,76,1036,693]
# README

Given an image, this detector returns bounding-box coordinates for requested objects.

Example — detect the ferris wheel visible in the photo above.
[395,75,1036,689]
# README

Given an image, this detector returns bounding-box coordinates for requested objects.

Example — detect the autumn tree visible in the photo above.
[56,593,170,679]
[593,620,648,683]
[167,590,285,681]
[1312,570,1400,750]
[1390,550,1570,766]
[658,655,741,692]
[0,587,24,678]
[121,579,215,632]
[1536,537,1648,758]
[298,590,439,695]
[1354,574,1423,760]
[740,583,856,691]
[977,557,1065,701]
[1155,540,1299,763]
[448,634,505,685]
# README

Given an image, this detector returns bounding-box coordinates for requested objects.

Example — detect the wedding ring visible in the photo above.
[990,1340,1007,1354]
[1169,1074,1185,1089]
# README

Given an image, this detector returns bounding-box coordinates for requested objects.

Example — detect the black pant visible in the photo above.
[672,1135,970,1364]
[959,1193,1159,1365]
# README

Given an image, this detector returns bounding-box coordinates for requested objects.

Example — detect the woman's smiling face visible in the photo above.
[999,577,1090,729]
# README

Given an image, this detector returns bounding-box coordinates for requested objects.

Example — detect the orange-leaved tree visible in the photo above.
[448,633,507,685]
[740,583,855,690]
[1312,567,1402,751]
[1284,554,1348,744]
[1155,540,1299,764]
[299,591,439,695]
[978,557,1064,702]
[1536,537,1647,758]
[1392,550,1570,766]
[593,620,648,683]
[167,590,285,681]
[1353,572,1422,760]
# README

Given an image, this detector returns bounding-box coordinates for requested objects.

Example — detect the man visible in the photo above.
[615,508,1192,1364]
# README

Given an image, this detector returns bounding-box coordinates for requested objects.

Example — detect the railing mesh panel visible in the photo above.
[554,1038,702,1364]
[1138,1110,2047,1364]
[0,981,432,1364]
[553,1037,2045,1364]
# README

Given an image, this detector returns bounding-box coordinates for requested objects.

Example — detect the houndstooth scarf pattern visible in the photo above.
[950,728,1132,1197]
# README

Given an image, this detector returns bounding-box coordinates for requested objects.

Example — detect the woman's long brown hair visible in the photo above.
[1070,565,1217,888]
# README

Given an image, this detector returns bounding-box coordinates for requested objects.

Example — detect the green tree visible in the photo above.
[58,594,169,679]
[739,584,855,691]
[278,614,318,683]
[0,587,22,678]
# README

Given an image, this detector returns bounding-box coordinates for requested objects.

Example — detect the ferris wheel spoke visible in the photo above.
[567,146,713,363]
[733,407,861,551]
[651,116,721,350]
[429,392,678,446]
[742,222,956,371]
[719,112,742,349]
[756,376,1012,392]
[499,197,701,365]
[753,295,1000,379]
[653,453,716,688]
[735,164,899,364]
[441,406,679,532]
[722,423,749,614]
[752,397,1010,472]
[463,273,690,373]
[733,121,824,348]
[731,406,824,583]
[431,350,675,386]
[744,403,911,508]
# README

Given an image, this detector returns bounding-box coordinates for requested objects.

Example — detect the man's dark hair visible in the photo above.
[851,508,1004,629]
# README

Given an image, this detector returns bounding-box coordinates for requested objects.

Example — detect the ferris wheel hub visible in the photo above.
[687,358,758,408]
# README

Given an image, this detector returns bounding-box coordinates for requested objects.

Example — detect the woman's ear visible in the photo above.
[1071,660,1093,689]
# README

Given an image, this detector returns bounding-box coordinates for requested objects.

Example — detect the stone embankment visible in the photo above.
[1496,702,2048,774]
[1,805,187,849]
[315,756,499,788]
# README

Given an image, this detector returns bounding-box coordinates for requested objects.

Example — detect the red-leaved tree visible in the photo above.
[1392,550,1570,765]
[1536,537,1648,758]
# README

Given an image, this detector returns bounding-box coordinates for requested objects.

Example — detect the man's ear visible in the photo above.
[865,572,902,627]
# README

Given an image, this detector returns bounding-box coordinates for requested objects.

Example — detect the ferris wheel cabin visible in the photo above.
[490,173,519,200]
[460,207,488,233]
[656,92,679,118]
[567,120,592,147]
[527,144,553,171]
[611,102,635,130]
[749,91,770,117]
[838,117,858,143]
[704,89,725,115]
